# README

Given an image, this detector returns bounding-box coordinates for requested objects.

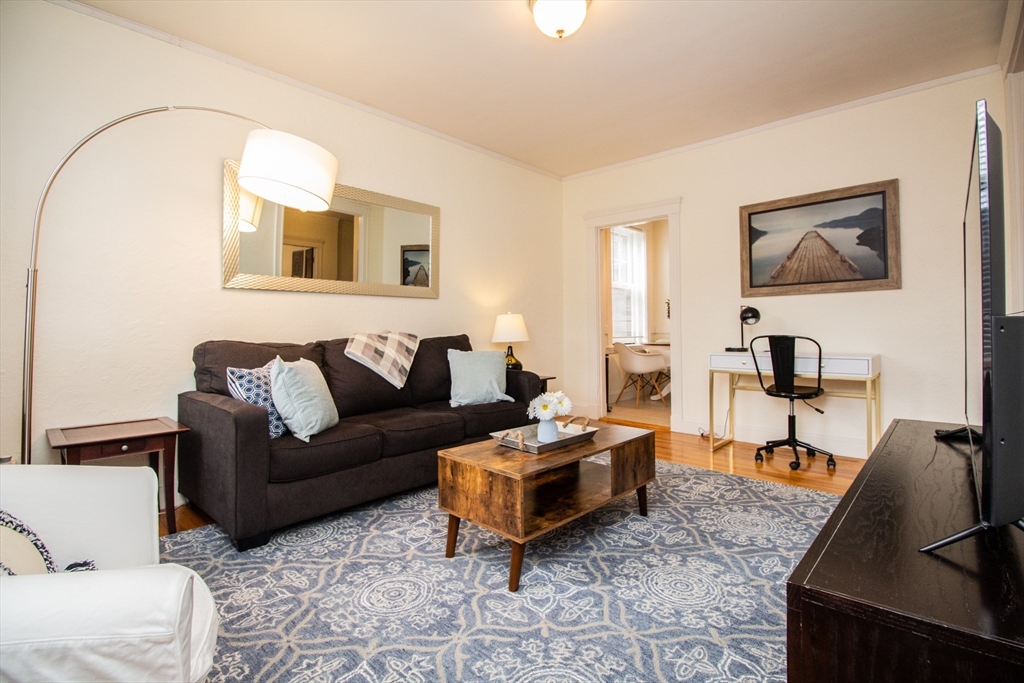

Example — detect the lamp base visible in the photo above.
[724,346,748,353]
[504,345,523,371]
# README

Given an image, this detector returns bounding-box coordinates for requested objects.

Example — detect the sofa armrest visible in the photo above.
[506,369,542,405]
[0,466,158,569]
[0,564,217,683]
[177,391,270,543]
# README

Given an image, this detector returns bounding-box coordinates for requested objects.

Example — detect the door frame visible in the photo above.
[584,198,683,431]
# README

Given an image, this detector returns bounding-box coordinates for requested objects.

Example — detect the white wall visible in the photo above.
[562,72,1008,457]
[0,1,563,464]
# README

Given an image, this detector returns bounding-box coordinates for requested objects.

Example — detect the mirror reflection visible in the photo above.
[223,160,440,298]
[238,193,432,287]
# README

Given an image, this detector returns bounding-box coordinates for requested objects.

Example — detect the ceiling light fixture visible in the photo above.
[530,0,590,39]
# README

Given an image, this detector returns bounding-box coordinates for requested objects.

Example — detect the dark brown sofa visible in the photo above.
[177,334,540,550]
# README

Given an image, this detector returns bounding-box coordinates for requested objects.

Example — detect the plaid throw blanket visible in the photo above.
[344,331,420,389]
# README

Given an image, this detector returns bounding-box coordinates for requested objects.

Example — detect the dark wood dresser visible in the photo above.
[788,418,1024,682]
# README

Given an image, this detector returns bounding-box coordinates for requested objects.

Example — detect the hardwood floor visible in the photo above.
[159,504,214,537]
[159,426,863,537]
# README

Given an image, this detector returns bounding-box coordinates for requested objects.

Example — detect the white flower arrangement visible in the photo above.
[527,391,573,421]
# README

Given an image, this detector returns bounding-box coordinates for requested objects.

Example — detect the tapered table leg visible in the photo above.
[637,485,648,516]
[509,541,525,592]
[445,514,461,558]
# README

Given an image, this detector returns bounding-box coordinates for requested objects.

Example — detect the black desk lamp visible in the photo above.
[725,306,760,352]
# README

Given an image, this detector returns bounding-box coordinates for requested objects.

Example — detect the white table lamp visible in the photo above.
[492,312,529,371]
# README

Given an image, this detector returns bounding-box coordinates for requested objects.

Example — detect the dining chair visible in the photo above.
[613,342,668,408]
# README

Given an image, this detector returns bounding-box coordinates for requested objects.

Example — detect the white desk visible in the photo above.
[708,351,881,457]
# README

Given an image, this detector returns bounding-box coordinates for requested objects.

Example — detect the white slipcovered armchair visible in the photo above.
[0,465,218,682]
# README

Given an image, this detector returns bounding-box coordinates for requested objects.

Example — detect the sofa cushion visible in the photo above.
[320,339,411,418]
[413,400,530,438]
[404,334,473,405]
[269,422,381,483]
[194,341,323,396]
[343,408,464,458]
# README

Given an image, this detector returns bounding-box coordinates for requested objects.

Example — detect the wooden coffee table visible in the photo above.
[438,423,655,591]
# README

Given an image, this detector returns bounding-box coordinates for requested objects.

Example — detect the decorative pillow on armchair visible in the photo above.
[227,361,288,439]
[448,350,515,407]
[0,510,95,576]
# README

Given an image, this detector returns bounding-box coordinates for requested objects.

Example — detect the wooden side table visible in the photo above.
[46,417,188,534]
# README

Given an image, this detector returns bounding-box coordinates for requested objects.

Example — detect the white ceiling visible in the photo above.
[78,0,1010,178]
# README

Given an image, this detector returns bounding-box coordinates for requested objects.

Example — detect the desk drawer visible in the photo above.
[711,353,874,377]
[709,353,759,371]
[100,438,149,456]
[818,357,872,377]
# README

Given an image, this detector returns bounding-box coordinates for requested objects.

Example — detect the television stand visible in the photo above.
[788,419,1024,682]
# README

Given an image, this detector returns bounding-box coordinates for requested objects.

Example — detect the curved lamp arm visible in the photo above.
[20,106,276,465]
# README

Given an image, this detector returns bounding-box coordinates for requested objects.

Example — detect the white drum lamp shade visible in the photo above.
[492,313,530,343]
[237,187,264,233]
[238,130,339,212]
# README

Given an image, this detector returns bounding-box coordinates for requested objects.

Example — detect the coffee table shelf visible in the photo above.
[439,423,655,591]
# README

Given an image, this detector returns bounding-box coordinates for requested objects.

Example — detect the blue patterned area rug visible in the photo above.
[162,459,838,682]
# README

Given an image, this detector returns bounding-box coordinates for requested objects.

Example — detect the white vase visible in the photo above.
[536,418,559,444]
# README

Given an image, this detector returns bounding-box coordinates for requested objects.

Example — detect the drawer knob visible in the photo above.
[121,444,129,452]
[741,360,747,365]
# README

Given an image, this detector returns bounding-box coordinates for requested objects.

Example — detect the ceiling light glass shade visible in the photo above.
[530,0,589,39]
[492,312,530,343]
[238,129,338,212]
[237,187,264,233]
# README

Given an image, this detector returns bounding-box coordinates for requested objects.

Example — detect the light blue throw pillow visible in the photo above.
[448,349,514,407]
[227,361,288,439]
[269,356,340,442]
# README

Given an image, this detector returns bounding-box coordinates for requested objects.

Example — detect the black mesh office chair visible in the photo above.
[750,335,836,471]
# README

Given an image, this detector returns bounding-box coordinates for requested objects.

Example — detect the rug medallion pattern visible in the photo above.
[162,459,837,682]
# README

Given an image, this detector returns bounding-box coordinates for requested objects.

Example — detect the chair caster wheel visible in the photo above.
[765,447,774,455]
[789,461,801,471]
[806,449,816,458]
[827,458,837,469]
[755,453,764,463]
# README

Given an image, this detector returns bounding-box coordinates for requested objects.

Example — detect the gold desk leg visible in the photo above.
[708,370,734,452]
[874,375,882,447]
[709,370,716,451]
[865,378,873,457]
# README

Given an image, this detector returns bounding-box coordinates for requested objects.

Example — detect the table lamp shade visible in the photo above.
[237,187,264,233]
[238,130,338,212]
[492,313,529,343]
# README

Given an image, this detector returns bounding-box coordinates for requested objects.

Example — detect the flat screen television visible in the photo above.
[922,99,1024,552]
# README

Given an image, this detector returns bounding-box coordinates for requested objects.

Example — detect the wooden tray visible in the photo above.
[490,420,598,454]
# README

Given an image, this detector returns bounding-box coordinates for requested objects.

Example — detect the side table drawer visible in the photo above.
[100,438,150,457]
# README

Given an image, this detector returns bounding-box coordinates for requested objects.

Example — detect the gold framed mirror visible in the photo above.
[222,160,440,298]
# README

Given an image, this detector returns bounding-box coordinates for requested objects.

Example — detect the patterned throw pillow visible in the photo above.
[0,509,96,576]
[227,361,288,439]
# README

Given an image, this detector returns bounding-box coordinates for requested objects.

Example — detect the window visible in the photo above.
[610,225,647,344]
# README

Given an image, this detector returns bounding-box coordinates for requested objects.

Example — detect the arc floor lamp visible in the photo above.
[19,105,339,465]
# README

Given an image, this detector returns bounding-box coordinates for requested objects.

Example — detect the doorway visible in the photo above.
[584,199,682,431]
[602,221,672,428]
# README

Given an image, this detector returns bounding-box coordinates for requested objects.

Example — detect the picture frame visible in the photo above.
[739,179,901,297]
[400,244,430,287]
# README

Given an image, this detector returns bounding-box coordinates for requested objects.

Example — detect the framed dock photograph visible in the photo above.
[739,179,901,297]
